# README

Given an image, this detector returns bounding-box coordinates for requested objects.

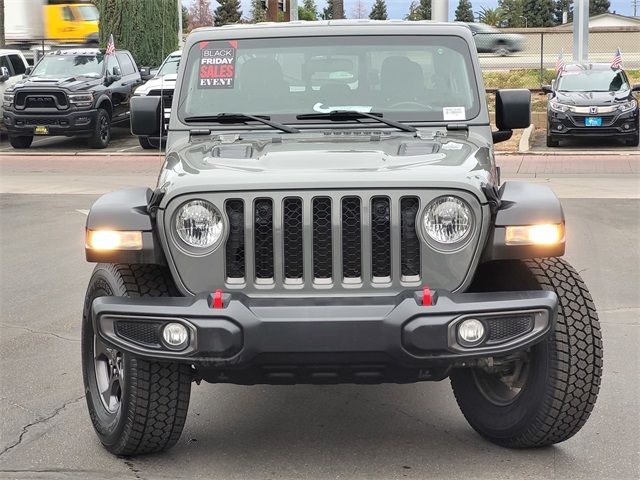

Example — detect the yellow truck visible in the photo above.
[4,0,99,46]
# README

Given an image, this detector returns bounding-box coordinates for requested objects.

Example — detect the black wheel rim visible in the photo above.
[93,336,123,413]
[99,115,109,142]
[472,355,530,407]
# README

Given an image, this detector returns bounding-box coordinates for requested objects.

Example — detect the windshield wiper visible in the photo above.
[296,110,417,133]
[183,113,300,134]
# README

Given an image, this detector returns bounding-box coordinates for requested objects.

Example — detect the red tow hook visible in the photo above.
[422,286,433,306]
[208,289,224,309]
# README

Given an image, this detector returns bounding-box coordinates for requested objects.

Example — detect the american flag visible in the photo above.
[105,34,115,55]
[555,51,565,75]
[611,48,623,69]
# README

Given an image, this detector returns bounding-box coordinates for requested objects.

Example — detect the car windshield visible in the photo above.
[158,56,180,76]
[31,54,104,78]
[76,5,100,21]
[178,35,480,124]
[557,69,629,92]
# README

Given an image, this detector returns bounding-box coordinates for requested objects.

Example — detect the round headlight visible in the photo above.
[175,200,224,249]
[423,196,472,245]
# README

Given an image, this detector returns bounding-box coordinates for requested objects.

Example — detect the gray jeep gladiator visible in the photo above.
[81,21,602,456]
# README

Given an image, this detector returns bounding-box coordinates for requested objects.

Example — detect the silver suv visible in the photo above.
[81,21,602,456]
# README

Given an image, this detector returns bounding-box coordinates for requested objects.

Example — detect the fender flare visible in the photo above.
[85,188,166,264]
[482,181,565,261]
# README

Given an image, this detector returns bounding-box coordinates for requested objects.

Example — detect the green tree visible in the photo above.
[477,6,503,26]
[298,0,318,20]
[94,0,178,67]
[554,0,572,24]
[322,0,333,19]
[214,0,242,26]
[522,0,554,27]
[455,0,474,22]
[369,0,387,19]
[405,0,431,20]
[250,0,266,22]
[181,6,190,31]
[590,0,609,15]
[499,0,525,27]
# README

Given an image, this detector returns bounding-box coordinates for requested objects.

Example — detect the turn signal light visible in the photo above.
[86,230,143,250]
[505,224,564,246]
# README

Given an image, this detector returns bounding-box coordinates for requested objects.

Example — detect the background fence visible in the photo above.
[478,27,640,89]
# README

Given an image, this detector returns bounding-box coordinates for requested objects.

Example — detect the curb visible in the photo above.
[518,124,535,153]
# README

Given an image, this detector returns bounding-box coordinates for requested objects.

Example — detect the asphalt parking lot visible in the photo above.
[0,127,150,155]
[0,154,638,480]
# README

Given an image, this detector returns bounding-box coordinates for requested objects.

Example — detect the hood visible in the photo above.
[12,76,102,92]
[157,130,495,207]
[135,74,177,95]
[554,89,631,106]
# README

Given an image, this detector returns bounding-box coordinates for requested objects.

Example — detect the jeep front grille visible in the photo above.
[224,194,422,288]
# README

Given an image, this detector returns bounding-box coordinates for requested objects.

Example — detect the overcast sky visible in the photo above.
[182,0,636,21]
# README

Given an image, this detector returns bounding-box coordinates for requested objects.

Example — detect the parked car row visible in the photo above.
[2,44,638,150]
[1,47,182,149]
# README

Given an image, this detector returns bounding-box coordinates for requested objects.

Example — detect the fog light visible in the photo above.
[162,323,189,350]
[623,123,630,130]
[557,124,564,131]
[458,319,485,346]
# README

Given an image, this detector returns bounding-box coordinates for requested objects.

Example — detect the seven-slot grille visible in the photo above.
[224,195,422,287]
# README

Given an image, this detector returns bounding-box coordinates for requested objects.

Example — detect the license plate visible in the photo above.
[34,126,49,135]
[585,117,602,127]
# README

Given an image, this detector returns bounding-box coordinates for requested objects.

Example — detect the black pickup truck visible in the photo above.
[2,48,141,149]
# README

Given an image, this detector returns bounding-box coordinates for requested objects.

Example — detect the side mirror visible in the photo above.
[541,84,553,94]
[139,66,152,80]
[493,89,531,143]
[131,96,161,136]
[113,66,122,77]
[0,66,10,83]
[24,66,32,76]
[632,84,640,92]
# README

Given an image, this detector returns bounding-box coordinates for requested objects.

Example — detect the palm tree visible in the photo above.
[477,6,504,26]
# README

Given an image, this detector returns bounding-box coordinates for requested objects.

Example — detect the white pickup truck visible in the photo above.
[0,49,30,131]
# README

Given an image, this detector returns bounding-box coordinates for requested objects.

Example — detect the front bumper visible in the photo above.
[93,289,557,383]
[3,109,98,137]
[548,108,638,137]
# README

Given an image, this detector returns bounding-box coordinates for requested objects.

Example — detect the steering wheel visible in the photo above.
[388,101,433,111]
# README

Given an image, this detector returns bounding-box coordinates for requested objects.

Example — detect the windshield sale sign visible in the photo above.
[198,41,237,88]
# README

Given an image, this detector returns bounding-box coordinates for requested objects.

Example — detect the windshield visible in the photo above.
[76,5,100,21]
[31,54,104,78]
[557,70,629,92]
[158,55,180,76]
[178,35,480,124]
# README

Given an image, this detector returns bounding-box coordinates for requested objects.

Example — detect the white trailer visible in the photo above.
[4,0,46,44]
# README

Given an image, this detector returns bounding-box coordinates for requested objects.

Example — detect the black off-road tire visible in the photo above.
[88,108,111,149]
[451,258,603,448]
[9,135,33,149]
[82,263,192,456]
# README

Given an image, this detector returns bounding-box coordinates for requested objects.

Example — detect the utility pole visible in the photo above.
[267,0,278,21]
[573,0,589,63]
[177,0,183,48]
[0,0,5,48]
[432,0,449,22]
[632,0,639,17]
